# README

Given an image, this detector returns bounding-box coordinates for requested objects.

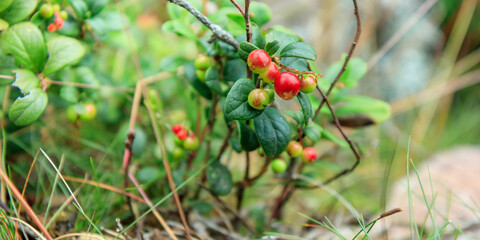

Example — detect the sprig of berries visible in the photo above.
[193,55,213,82]
[246,49,321,109]
[171,124,199,159]
[41,4,67,32]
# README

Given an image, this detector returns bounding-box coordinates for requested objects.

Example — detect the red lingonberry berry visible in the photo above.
[259,62,280,84]
[274,72,300,100]
[172,124,183,134]
[47,23,57,32]
[300,75,317,94]
[176,129,188,140]
[247,49,271,74]
[301,147,317,163]
[286,141,303,157]
[248,89,270,110]
[54,17,65,29]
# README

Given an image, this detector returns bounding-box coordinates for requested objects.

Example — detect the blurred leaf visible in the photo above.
[76,67,99,85]
[226,12,245,36]
[304,123,322,142]
[297,92,312,126]
[237,41,258,62]
[238,121,259,151]
[185,62,212,99]
[160,56,189,73]
[326,56,367,88]
[280,42,316,60]
[12,69,39,95]
[8,89,48,126]
[0,0,12,12]
[205,66,223,95]
[132,127,147,156]
[84,0,107,16]
[0,22,47,72]
[236,24,265,49]
[321,128,349,149]
[265,40,280,56]
[250,2,272,27]
[0,18,8,31]
[207,161,233,196]
[162,19,197,40]
[0,0,36,24]
[265,25,301,54]
[223,58,246,82]
[285,110,304,126]
[60,86,79,103]
[281,57,309,71]
[333,95,391,125]
[137,167,161,183]
[70,0,88,19]
[224,78,263,120]
[229,138,242,153]
[44,36,85,75]
[190,201,213,215]
[254,107,291,157]
[86,17,107,39]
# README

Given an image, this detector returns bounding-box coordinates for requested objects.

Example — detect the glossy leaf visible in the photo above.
[237,41,258,62]
[281,57,309,72]
[265,26,300,53]
[205,66,223,95]
[238,121,260,151]
[43,36,85,75]
[0,0,36,24]
[224,78,263,120]
[297,92,312,126]
[253,107,291,157]
[265,40,281,56]
[12,69,39,95]
[279,42,316,60]
[0,22,47,72]
[223,58,246,82]
[207,161,233,196]
[8,89,48,126]
[304,123,322,142]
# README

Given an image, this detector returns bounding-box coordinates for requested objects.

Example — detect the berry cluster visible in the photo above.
[270,140,318,174]
[40,4,67,32]
[66,103,97,122]
[246,49,319,110]
[194,55,213,82]
[171,124,199,159]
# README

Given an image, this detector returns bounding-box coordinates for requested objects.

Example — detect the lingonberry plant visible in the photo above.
[0,0,393,238]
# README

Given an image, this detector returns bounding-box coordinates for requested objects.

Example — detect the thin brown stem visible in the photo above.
[312,0,361,122]
[229,0,245,15]
[236,158,271,187]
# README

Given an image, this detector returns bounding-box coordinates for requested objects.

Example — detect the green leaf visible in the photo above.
[70,0,88,19]
[229,138,242,153]
[0,0,36,24]
[0,0,12,12]
[185,62,212,99]
[253,107,291,157]
[43,36,85,75]
[60,86,79,103]
[333,95,391,125]
[285,110,304,126]
[224,78,263,120]
[12,69,39,95]
[238,121,259,151]
[265,26,300,54]
[326,56,367,88]
[0,18,8,31]
[223,58,246,82]
[265,40,281,56]
[85,17,107,39]
[279,42,316,60]
[226,12,245,36]
[0,22,47,72]
[8,89,48,126]
[250,2,272,27]
[281,57,309,71]
[304,123,322,142]
[207,161,233,196]
[251,24,265,49]
[237,41,258,62]
[205,66,223,95]
[297,92,312,126]
[162,19,197,41]
[84,0,107,16]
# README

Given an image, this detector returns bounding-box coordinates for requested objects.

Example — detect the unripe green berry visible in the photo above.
[264,88,275,103]
[196,69,206,82]
[66,105,79,122]
[60,10,68,20]
[248,89,269,110]
[172,147,185,159]
[271,158,287,174]
[40,4,54,18]
[286,141,303,157]
[194,55,211,70]
[183,135,199,150]
[52,4,61,13]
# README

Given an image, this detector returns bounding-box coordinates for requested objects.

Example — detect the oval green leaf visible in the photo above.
[238,41,258,62]
[8,89,48,126]
[238,121,259,152]
[205,66,223,95]
[0,22,47,72]
[279,42,316,60]
[0,0,36,24]
[253,107,291,157]
[43,36,85,75]
[296,92,313,126]
[265,40,281,56]
[224,78,263,120]
[207,161,233,196]
[12,69,40,95]
[0,0,12,12]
